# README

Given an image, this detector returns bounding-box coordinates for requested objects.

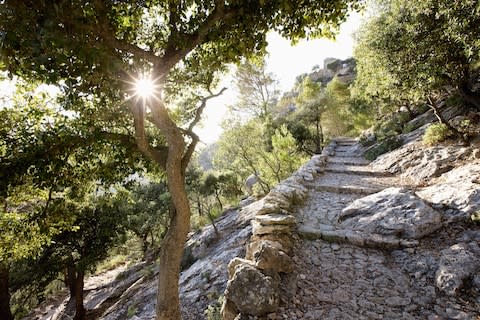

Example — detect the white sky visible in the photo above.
[195,11,363,144]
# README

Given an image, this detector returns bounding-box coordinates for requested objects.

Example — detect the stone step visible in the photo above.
[328,158,370,166]
[310,184,384,195]
[332,154,366,158]
[297,225,419,249]
[324,167,393,177]
[335,146,354,152]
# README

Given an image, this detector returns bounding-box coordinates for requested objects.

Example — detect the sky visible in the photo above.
[195,11,363,145]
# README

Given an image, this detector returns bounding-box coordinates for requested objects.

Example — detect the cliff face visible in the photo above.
[25,107,479,320]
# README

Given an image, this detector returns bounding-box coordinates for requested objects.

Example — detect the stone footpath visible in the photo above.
[276,138,480,320]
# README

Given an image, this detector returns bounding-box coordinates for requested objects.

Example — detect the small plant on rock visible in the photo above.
[204,295,224,320]
[423,123,452,146]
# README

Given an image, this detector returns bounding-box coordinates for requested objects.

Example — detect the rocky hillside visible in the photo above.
[25,108,480,320]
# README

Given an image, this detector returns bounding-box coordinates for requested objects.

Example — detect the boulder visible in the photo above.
[416,162,480,216]
[221,298,240,320]
[246,239,285,260]
[251,241,293,273]
[339,187,442,239]
[435,242,480,296]
[227,258,255,279]
[224,263,280,316]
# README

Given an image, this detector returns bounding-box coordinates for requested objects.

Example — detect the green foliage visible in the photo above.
[353,0,480,130]
[231,59,279,120]
[204,295,224,320]
[365,136,403,161]
[471,211,480,225]
[422,123,452,146]
[114,182,171,258]
[214,122,307,193]
[127,305,138,318]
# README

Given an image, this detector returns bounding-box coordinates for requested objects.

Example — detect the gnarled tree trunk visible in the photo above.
[156,153,190,319]
[0,264,13,320]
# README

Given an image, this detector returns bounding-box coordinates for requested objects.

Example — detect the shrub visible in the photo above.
[365,136,403,161]
[422,123,451,146]
[204,295,224,320]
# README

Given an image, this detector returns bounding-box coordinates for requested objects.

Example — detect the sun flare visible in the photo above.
[134,76,156,99]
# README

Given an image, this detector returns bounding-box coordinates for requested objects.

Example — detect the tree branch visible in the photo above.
[180,87,227,172]
[93,0,159,64]
[130,101,168,169]
[156,2,238,76]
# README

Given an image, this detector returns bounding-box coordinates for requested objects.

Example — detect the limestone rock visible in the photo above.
[252,241,293,273]
[372,142,473,185]
[339,187,442,239]
[224,264,280,316]
[435,242,480,296]
[255,213,295,226]
[246,240,285,260]
[252,220,291,236]
[416,163,480,216]
[227,258,255,279]
[221,298,240,320]
[250,234,293,254]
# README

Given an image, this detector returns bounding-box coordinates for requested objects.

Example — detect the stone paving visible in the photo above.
[276,138,480,320]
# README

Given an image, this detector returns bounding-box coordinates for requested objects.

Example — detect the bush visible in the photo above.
[422,123,451,146]
[365,136,403,161]
[204,295,224,320]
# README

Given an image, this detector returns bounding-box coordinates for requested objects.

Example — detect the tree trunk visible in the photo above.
[207,209,220,237]
[156,128,190,320]
[214,190,223,211]
[73,270,85,320]
[459,83,480,111]
[314,117,322,154]
[66,265,77,298]
[0,264,13,320]
[427,96,467,143]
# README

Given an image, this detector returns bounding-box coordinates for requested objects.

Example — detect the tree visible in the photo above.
[231,59,280,120]
[214,121,306,192]
[29,186,128,320]
[353,0,480,117]
[119,182,171,260]
[293,77,329,154]
[0,1,363,318]
[0,81,141,320]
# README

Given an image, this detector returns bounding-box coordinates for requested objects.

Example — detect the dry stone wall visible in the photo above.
[221,144,333,319]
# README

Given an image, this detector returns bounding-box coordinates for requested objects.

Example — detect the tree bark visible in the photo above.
[314,116,323,154]
[214,189,223,211]
[66,265,77,298]
[459,83,480,111]
[153,104,191,320]
[73,270,86,320]
[0,264,13,320]
[427,96,467,143]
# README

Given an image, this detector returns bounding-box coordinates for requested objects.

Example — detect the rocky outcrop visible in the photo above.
[222,152,329,319]
[416,162,480,217]
[339,187,442,239]
[435,242,480,296]
[372,142,475,185]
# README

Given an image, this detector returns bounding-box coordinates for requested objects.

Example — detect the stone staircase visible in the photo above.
[275,138,480,320]
[297,138,414,248]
